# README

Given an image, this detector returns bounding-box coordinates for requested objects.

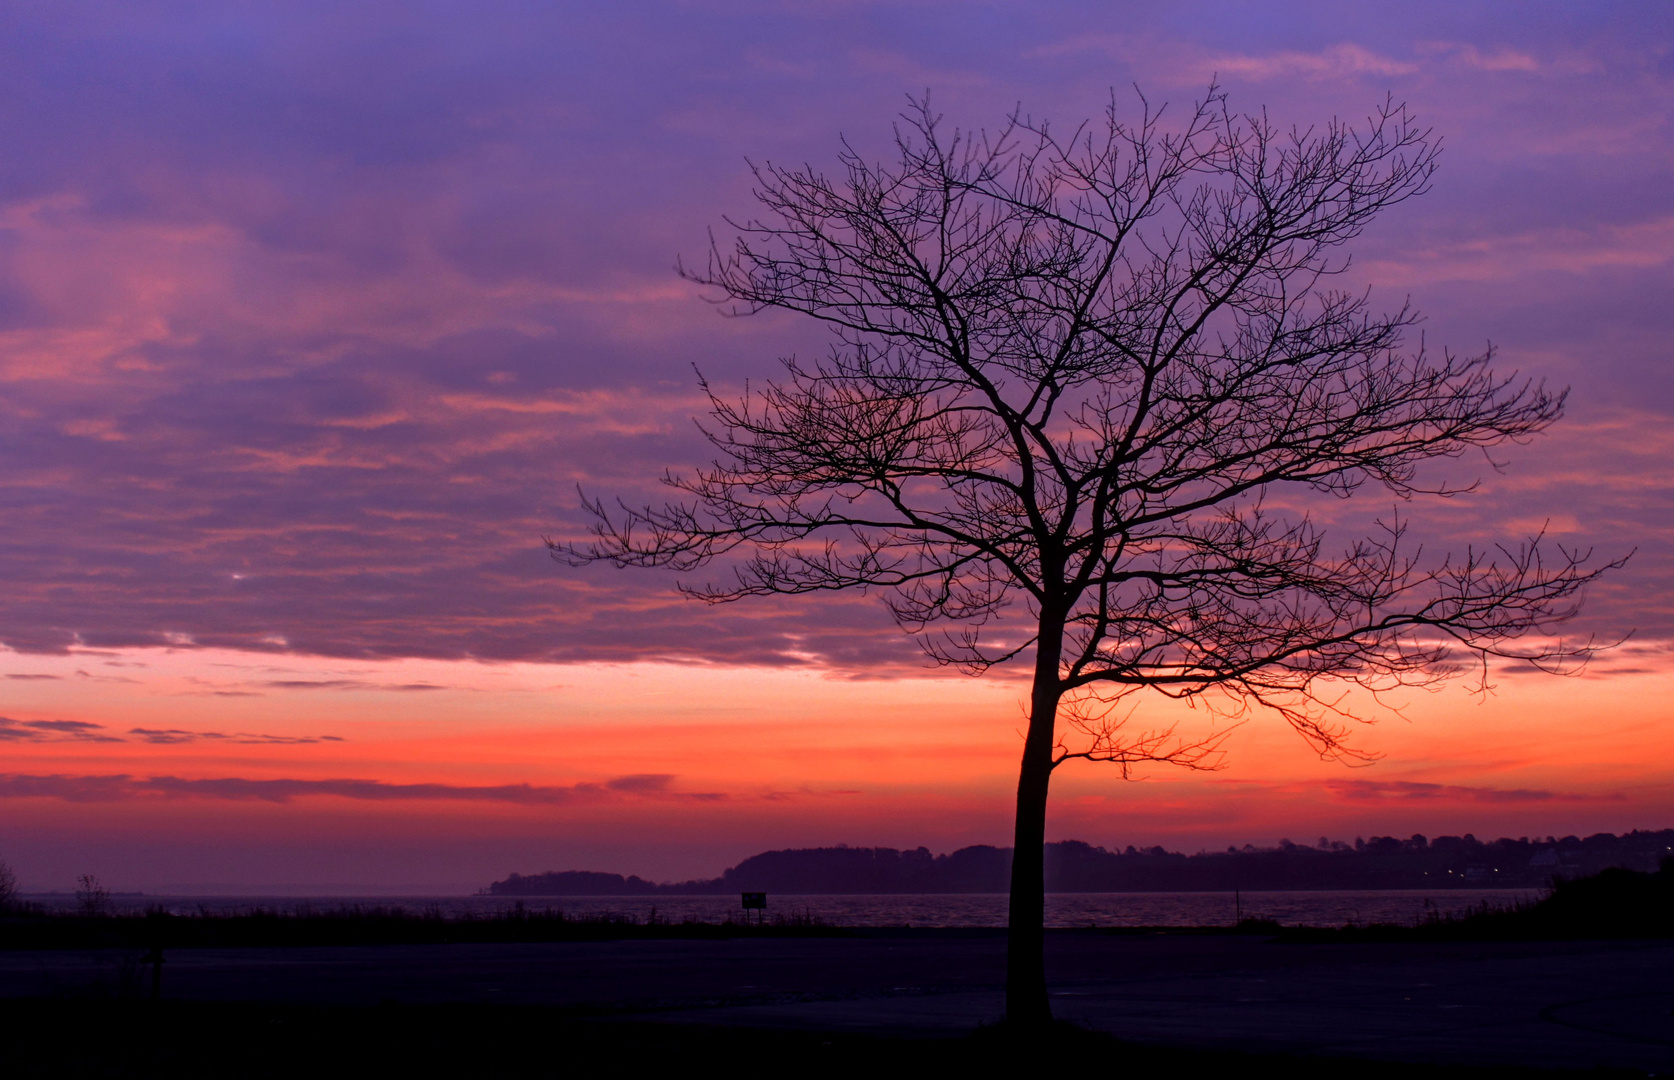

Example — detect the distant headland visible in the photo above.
[488,829,1674,896]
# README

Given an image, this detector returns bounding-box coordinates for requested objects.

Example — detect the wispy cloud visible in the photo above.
[1418,41,1542,73]
[1031,35,1416,82]
[261,680,446,692]
[127,728,345,745]
[0,772,721,805]
[0,716,122,743]
[1363,216,1674,286]
[603,772,727,800]
[1415,40,1607,77]
[0,717,343,745]
[1324,779,1620,804]
[604,773,675,793]
[1206,43,1417,82]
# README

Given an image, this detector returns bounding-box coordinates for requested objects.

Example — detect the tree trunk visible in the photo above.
[1005,621,1062,1027]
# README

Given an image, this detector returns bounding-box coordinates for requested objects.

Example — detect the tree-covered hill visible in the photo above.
[488,829,1674,895]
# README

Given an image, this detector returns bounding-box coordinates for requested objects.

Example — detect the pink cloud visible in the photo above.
[1324,779,1621,804]
[0,716,121,743]
[0,771,726,805]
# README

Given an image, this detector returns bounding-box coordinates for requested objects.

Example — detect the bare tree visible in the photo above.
[76,873,109,918]
[559,88,1618,1025]
[0,856,16,913]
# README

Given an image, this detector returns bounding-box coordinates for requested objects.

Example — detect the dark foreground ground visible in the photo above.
[3,931,1670,1076]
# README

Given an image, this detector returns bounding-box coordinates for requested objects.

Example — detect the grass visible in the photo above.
[0,1000,1644,1080]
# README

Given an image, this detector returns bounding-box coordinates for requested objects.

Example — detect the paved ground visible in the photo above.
[3,931,1671,1072]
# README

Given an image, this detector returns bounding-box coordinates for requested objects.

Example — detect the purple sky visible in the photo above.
[2,1,1668,670]
[0,4,1673,891]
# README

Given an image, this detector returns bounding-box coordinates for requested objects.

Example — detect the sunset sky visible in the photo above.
[2,1,1672,894]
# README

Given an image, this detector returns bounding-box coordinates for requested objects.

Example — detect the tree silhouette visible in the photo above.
[76,873,109,918]
[0,856,16,913]
[559,88,1618,1025]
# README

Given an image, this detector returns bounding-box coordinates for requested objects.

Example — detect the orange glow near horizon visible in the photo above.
[4,644,1671,891]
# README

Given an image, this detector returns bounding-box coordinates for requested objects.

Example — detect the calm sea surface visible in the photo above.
[25,889,1538,928]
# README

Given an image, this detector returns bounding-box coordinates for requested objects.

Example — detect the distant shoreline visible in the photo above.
[489,830,1674,897]
[13,885,1545,903]
[5,863,1665,945]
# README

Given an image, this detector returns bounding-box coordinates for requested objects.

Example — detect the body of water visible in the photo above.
[22,889,1539,928]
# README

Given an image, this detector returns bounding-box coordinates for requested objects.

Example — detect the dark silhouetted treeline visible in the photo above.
[1276,856,1674,942]
[489,829,1674,895]
[1456,857,1674,937]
